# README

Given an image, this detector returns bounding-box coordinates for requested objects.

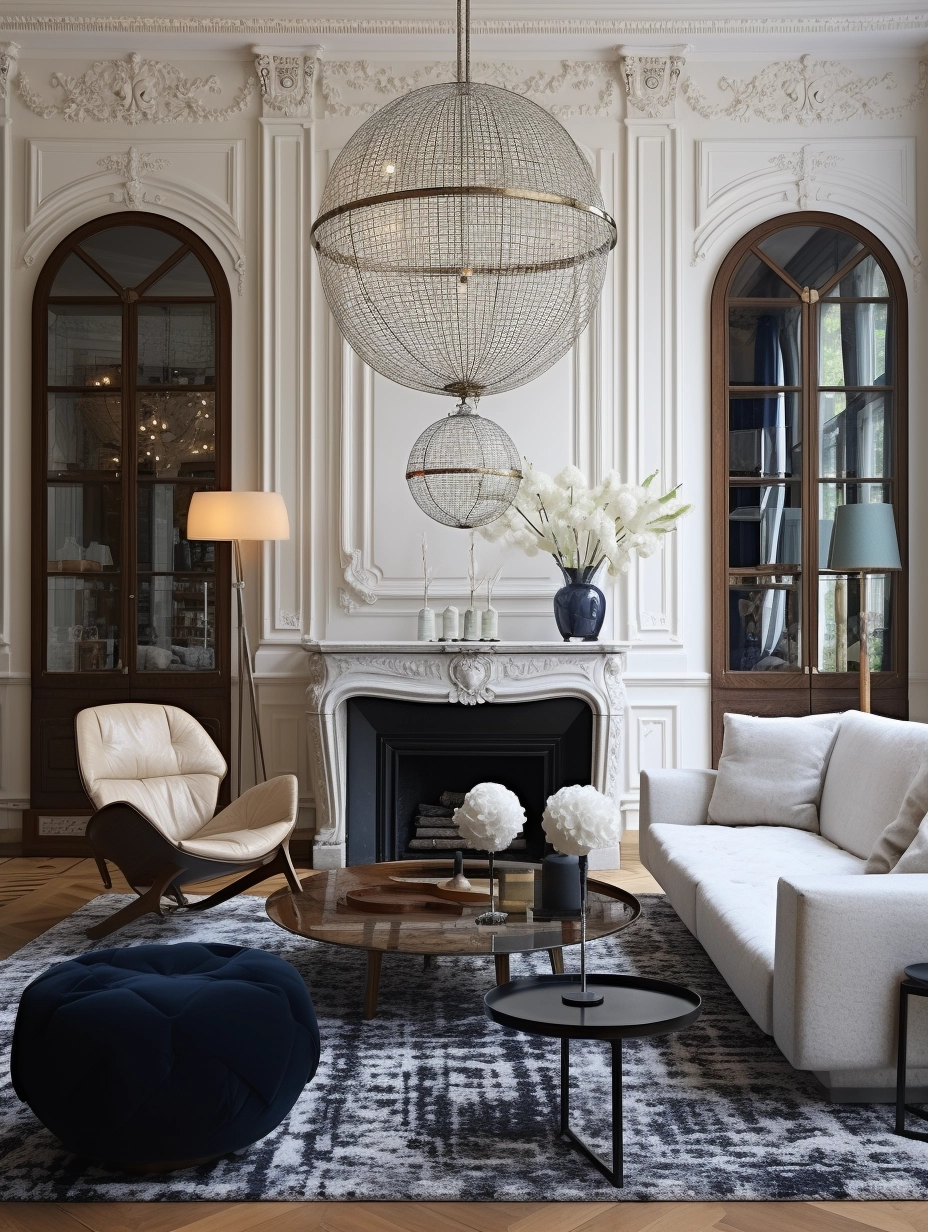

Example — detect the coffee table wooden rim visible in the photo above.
[266,858,640,1021]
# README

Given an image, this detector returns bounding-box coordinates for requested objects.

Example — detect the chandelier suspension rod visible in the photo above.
[456,0,471,84]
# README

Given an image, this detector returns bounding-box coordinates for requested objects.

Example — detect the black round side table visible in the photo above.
[896,963,928,1140]
[484,973,701,1187]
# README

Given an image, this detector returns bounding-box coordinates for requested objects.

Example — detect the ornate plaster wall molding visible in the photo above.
[97,147,169,208]
[254,46,320,118]
[20,138,246,294]
[0,16,925,37]
[301,639,627,867]
[16,53,256,123]
[692,137,921,285]
[320,58,620,118]
[0,41,19,120]
[619,45,688,120]
[682,55,928,125]
[341,548,378,608]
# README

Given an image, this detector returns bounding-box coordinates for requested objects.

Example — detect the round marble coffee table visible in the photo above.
[266,858,640,1019]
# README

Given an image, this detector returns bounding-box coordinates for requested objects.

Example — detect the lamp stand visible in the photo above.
[859,570,871,715]
[232,540,266,798]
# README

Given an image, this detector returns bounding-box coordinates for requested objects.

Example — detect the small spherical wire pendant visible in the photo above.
[406,402,522,529]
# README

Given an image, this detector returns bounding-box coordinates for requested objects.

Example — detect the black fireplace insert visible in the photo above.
[345,696,593,864]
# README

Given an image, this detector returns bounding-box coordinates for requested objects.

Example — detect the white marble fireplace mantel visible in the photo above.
[301,639,628,870]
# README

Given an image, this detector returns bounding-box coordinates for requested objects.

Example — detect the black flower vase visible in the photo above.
[553,565,606,642]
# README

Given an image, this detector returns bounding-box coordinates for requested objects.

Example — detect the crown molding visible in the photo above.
[0,15,926,37]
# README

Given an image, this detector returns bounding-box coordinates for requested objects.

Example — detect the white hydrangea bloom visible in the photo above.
[454,782,526,853]
[542,784,620,856]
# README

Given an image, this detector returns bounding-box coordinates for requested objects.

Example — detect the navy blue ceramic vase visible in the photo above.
[553,565,606,642]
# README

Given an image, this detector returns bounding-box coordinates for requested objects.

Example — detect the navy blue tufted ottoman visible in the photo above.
[11,942,320,1170]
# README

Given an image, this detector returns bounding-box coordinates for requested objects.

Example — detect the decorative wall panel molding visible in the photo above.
[20,138,246,290]
[623,120,683,647]
[619,45,688,120]
[0,16,924,37]
[16,53,256,123]
[259,120,309,638]
[682,55,928,125]
[692,137,921,283]
[302,639,626,867]
[0,44,15,666]
[254,46,320,118]
[320,59,620,118]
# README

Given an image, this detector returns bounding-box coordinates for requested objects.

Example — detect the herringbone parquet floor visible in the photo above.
[0,838,926,1232]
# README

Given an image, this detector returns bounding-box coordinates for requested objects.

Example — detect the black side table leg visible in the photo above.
[895,979,928,1140]
[558,1036,624,1187]
[897,983,909,1136]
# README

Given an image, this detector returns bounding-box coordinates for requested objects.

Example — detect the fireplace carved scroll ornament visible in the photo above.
[301,640,627,869]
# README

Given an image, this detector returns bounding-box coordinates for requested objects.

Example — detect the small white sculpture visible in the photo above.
[542,783,619,856]
[454,781,526,925]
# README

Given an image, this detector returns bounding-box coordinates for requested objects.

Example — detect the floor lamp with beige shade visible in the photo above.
[187,491,290,796]
[827,502,901,714]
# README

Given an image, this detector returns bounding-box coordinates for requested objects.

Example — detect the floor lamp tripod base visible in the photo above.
[233,540,267,799]
[858,570,871,715]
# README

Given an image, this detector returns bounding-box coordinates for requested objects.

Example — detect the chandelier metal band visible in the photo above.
[405,466,523,479]
[312,185,617,276]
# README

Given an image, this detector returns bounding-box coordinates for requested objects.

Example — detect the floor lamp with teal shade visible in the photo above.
[827,503,901,714]
[187,491,291,796]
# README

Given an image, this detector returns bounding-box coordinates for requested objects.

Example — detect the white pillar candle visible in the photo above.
[442,605,459,640]
[417,607,436,641]
[463,607,481,641]
[481,607,499,641]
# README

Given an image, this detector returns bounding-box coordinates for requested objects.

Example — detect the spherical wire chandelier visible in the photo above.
[311,0,617,527]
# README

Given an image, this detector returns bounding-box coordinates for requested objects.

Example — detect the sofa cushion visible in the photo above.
[707,713,840,831]
[865,754,928,873]
[646,822,864,942]
[820,713,928,860]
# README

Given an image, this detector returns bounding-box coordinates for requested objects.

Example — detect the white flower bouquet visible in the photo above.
[480,463,690,583]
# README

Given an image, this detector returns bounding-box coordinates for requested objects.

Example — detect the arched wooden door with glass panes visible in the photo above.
[28,213,231,849]
[710,212,907,761]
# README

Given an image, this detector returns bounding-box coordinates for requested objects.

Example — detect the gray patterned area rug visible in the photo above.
[1,891,927,1202]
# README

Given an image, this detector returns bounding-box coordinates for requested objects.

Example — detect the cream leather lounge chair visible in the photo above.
[75,702,302,940]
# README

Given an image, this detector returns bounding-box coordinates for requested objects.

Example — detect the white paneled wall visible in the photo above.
[0,27,925,841]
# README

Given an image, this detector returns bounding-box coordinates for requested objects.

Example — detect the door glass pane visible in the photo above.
[819,391,891,479]
[47,393,121,474]
[50,253,116,297]
[79,227,182,290]
[728,306,801,386]
[758,227,863,290]
[47,483,120,570]
[819,483,892,567]
[819,302,889,387]
[136,392,216,478]
[819,573,892,673]
[47,577,120,671]
[137,304,215,385]
[146,251,213,297]
[137,577,215,671]
[730,253,798,299]
[729,484,802,568]
[47,305,121,387]
[825,254,889,299]
[137,484,217,573]
[729,392,800,477]
[728,574,802,671]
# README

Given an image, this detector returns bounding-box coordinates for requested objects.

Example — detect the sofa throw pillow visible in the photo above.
[865,753,928,873]
[707,712,841,831]
[890,816,928,873]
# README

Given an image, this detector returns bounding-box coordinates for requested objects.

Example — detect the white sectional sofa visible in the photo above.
[640,710,928,1102]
